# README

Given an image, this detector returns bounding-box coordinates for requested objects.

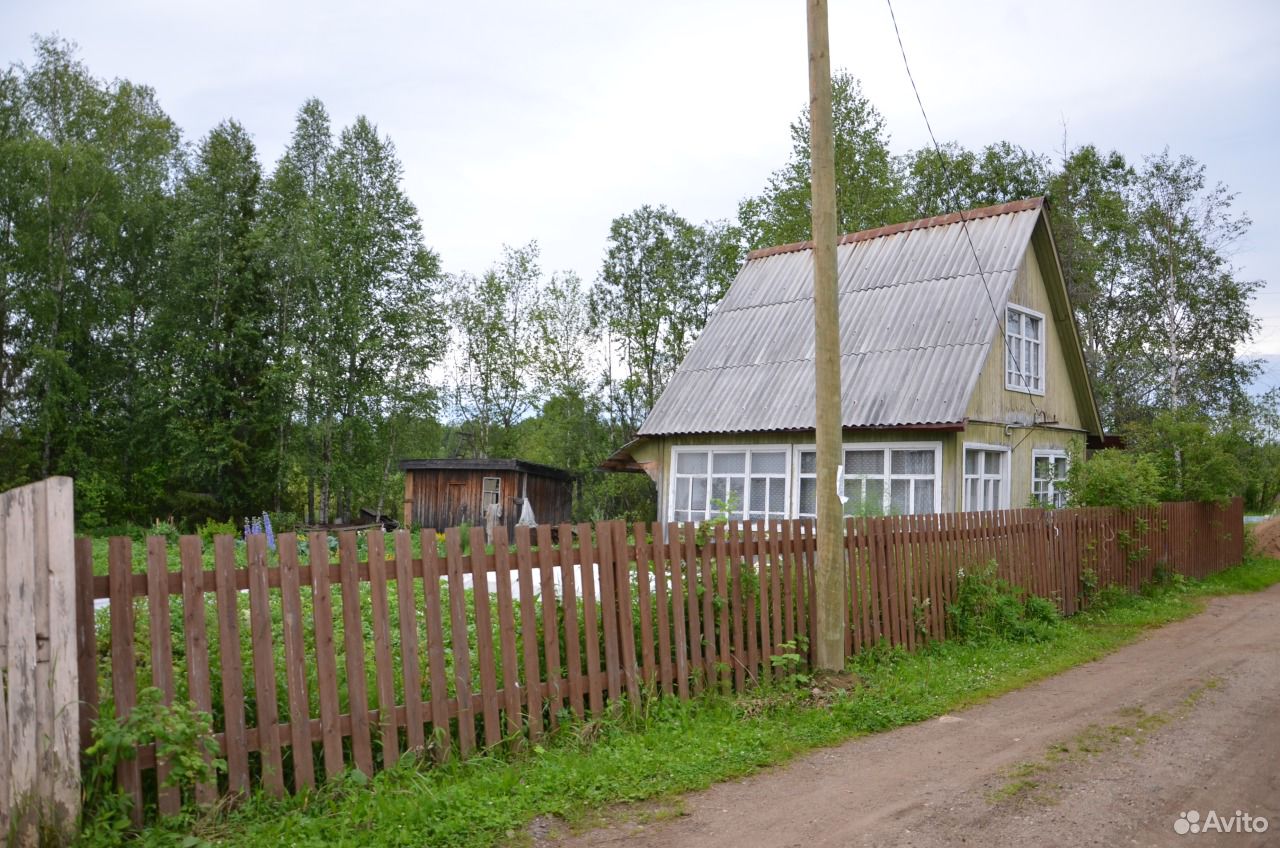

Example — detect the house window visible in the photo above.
[1032,451,1070,509]
[963,446,1007,511]
[1006,305,1044,394]
[671,447,789,523]
[796,443,941,517]
[482,476,501,508]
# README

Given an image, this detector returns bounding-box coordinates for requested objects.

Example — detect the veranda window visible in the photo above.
[1032,451,1069,508]
[796,444,941,518]
[671,448,789,523]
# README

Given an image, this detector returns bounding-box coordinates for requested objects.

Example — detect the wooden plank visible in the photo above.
[558,524,584,719]
[729,521,745,692]
[146,536,181,814]
[743,522,760,681]
[421,532,451,760]
[714,523,731,695]
[536,525,563,724]
[6,488,41,828]
[393,531,425,754]
[278,533,315,791]
[307,533,344,778]
[652,523,673,696]
[74,537,97,749]
[41,478,78,825]
[337,532,374,775]
[668,523,689,699]
[760,521,777,674]
[780,520,795,649]
[514,526,544,741]
[612,522,642,706]
[633,522,656,691]
[444,529,475,755]
[594,521,623,705]
[178,537,217,804]
[213,534,249,798]
[246,533,285,797]
[31,482,51,818]
[366,531,400,766]
[467,527,501,750]
[492,527,523,743]
[577,523,604,714]
[682,524,703,693]
[0,488,9,835]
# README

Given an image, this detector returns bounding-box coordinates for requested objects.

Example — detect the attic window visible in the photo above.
[1006,305,1045,395]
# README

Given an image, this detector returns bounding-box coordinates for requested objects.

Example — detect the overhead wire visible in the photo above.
[883,0,1048,455]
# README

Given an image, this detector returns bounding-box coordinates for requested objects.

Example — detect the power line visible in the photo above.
[883,0,1047,452]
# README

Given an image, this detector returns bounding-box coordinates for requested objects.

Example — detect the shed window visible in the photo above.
[1006,305,1044,394]
[671,447,789,524]
[1032,451,1069,509]
[796,444,941,517]
[482,476,501,507]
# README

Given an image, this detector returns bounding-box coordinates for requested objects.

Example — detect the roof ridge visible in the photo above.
[745,196,1045,261]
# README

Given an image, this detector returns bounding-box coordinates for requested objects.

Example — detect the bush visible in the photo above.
[948,561,1062,643]
[1061,449,1163,508]
[197,517,237,546]
[1126,412,1244,504]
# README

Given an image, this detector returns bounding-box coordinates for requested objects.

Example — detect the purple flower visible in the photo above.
[263,512,276,551]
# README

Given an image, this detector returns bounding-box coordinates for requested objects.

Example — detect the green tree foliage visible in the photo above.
[594,205,736,432]
[901,140,1050,218]
[0,36,181,524]
[738,71,902,249]
[1061,449,1163,508]
[161,120,277,520]
[1125,411,1244,504]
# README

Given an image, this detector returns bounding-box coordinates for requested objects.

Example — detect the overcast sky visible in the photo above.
[5,0,1279,358]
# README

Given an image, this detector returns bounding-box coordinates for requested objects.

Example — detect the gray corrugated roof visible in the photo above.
[637,199,1043,436]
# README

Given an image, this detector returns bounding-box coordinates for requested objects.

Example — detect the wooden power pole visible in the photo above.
[807,0,846,671]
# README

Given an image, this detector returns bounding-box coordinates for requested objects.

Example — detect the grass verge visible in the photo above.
[104,556,1280,848]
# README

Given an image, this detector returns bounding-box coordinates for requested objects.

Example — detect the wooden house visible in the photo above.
[398,458,574,534]
[603,198,1106,521]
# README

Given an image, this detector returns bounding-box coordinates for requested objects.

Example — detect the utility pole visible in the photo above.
[807,0,846,671]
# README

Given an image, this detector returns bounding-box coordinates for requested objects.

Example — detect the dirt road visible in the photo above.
[551,584,1280,848]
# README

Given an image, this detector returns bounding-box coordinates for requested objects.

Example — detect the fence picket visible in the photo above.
[394,530,425,753]
[146,536,180,814]
[514,526,544,740]
[277,533,315,792]
[634,522,656,692]
[421,532,451,759]
[558,524,584,719]
[178,536,217,804]
[612,522,642,706]
[652,523,673,696]
[213,535,250,797]
[668,523,690,698]
[492,527,522,743]
[444,529,475,756]
[467,526,500,750]
[577,523,604,714]
[536,525,563,724]
[338,532,374,775]
[307,532,345,777]
[246,533,285,797]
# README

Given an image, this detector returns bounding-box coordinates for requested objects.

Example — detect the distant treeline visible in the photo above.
[1,37,1275,530]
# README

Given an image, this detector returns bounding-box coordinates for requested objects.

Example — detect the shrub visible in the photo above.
[1061,449,1163,508]
[197,517,237,546]
[1126,412,1244,504]
[948,561,1062,643]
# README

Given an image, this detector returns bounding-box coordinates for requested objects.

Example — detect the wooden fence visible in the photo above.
[76,499,1243,817]
[1,478,80,841]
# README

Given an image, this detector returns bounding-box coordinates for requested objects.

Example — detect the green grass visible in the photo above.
[94,556,1280,848]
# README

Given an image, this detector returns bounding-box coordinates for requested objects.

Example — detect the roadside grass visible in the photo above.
[100,556,1280,848]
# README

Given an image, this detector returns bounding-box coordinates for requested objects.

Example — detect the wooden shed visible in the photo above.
[398,458,574,534]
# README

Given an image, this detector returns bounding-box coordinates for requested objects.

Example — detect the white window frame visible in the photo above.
[962,442,1010,512]
[668,445,792,524]
[793,442,944,517]
[1031,449,1070,509]
[1005,304,1046,396]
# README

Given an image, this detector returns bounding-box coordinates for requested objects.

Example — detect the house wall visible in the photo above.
[965,241,1087,432]
[404,469,573,533]
[957,421,1085,509]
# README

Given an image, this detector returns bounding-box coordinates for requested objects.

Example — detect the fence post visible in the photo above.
[1,477,80,840]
